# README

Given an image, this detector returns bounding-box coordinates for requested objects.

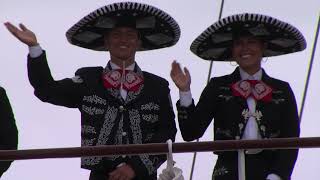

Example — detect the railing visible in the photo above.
[0,137,319,161]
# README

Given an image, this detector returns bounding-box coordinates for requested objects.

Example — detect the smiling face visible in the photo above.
[104,27,141,67]
[231,35,265,75]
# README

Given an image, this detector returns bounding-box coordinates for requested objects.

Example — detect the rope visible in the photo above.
[299,12,320,122]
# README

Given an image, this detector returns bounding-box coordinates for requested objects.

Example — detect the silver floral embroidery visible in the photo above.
[108,115,124,161]
[82,106,118,166]
[178,109,187,114]
[81,156,100,166]
[272,98,285,104]
[238,123,244,131]
[178,108,187,119]
[141,102,160,111]
[81,138,96,146]
[97,106,118,145]
[242,109,263,121]
[129,109,143,144]
[273,90,284,94]
[83,95,107,105]
[144,133,154,141]
[216,128,233,138]
[142,114,159,123]
[218,94,233,101]
[82,105,105,115]
[178,115,188,120]
[126,84,144,103]
[219,86,230,90]
[71,75,83,83]
[129,109,155,175]
[81,125,97,134]
[212,166,229,177]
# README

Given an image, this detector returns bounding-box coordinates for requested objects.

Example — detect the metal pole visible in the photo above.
[299,13,320,122]
[189,0,225,179]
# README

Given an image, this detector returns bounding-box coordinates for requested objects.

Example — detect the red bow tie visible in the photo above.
[102,69,144,91]
[231,80,273,102]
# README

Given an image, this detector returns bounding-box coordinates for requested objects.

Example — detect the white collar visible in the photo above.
[109,61,135,71]
[239,67,262,80]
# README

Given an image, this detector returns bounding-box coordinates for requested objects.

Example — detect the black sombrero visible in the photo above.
[190,13,307,61]
[66,1,180,51]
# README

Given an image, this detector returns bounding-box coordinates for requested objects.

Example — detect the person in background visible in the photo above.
[0,86,18,177]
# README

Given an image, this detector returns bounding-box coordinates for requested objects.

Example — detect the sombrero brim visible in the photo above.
[66,2,180,51]
[190,13,307,61]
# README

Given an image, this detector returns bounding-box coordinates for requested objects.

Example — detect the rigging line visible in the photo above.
[299,13,320,122]
[189,0,225,180]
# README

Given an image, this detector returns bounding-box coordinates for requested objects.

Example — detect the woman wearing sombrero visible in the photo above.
[5,1,180,180]
[171,13,305,180]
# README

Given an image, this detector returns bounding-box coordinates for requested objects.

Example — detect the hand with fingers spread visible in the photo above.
[170,61,191,92]
[4,22,38,47]
[108,164,135,180]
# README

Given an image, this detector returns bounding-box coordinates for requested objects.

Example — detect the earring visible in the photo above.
[229,60,238,66]
[262,57,268,63]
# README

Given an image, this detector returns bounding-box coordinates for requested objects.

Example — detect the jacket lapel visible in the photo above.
[229,67,248,111]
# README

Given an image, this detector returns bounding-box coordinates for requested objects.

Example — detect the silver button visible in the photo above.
[122,132,127,136]
[119,106,124,112]
[122,155,126,158]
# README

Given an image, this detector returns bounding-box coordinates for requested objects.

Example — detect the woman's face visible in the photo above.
[232,36,265,74]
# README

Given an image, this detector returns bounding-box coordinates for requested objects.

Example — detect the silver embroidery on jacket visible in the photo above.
[218,94,233,101]
[81,138,96,146]
[83,95,107,105]
[108,115,124,161]
[272,98,285,104]
[82,125,97,134]
[82,106,118,166]
[142,114,159,123]
[141,102,160,111]
[126,84,144,103]
[212,166,229,177]
[242,109,263,121]
[216,128,233,138]
[129,109,155,175]
[82,105,105,115]
[71,75,83,83]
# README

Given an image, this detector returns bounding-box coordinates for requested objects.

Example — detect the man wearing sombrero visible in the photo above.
[171,13,305,180]
[5,2,179,180]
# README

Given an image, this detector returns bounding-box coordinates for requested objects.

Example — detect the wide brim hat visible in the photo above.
[190,13,307,61]
[66,1,180,51]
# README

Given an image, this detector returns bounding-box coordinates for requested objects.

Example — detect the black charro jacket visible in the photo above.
[27,52,176,180]
[177,67,300,180]
[0,86,18,177]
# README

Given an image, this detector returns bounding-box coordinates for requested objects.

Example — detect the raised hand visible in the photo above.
[4,22,38,47]
[170,60,191,92]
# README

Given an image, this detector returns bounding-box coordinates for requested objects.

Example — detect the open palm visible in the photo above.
[170,61,191,91]
[4,22,38,47]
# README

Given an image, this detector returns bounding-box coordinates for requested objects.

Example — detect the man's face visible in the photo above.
[232,36,265,72]
[104,27,140,63]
